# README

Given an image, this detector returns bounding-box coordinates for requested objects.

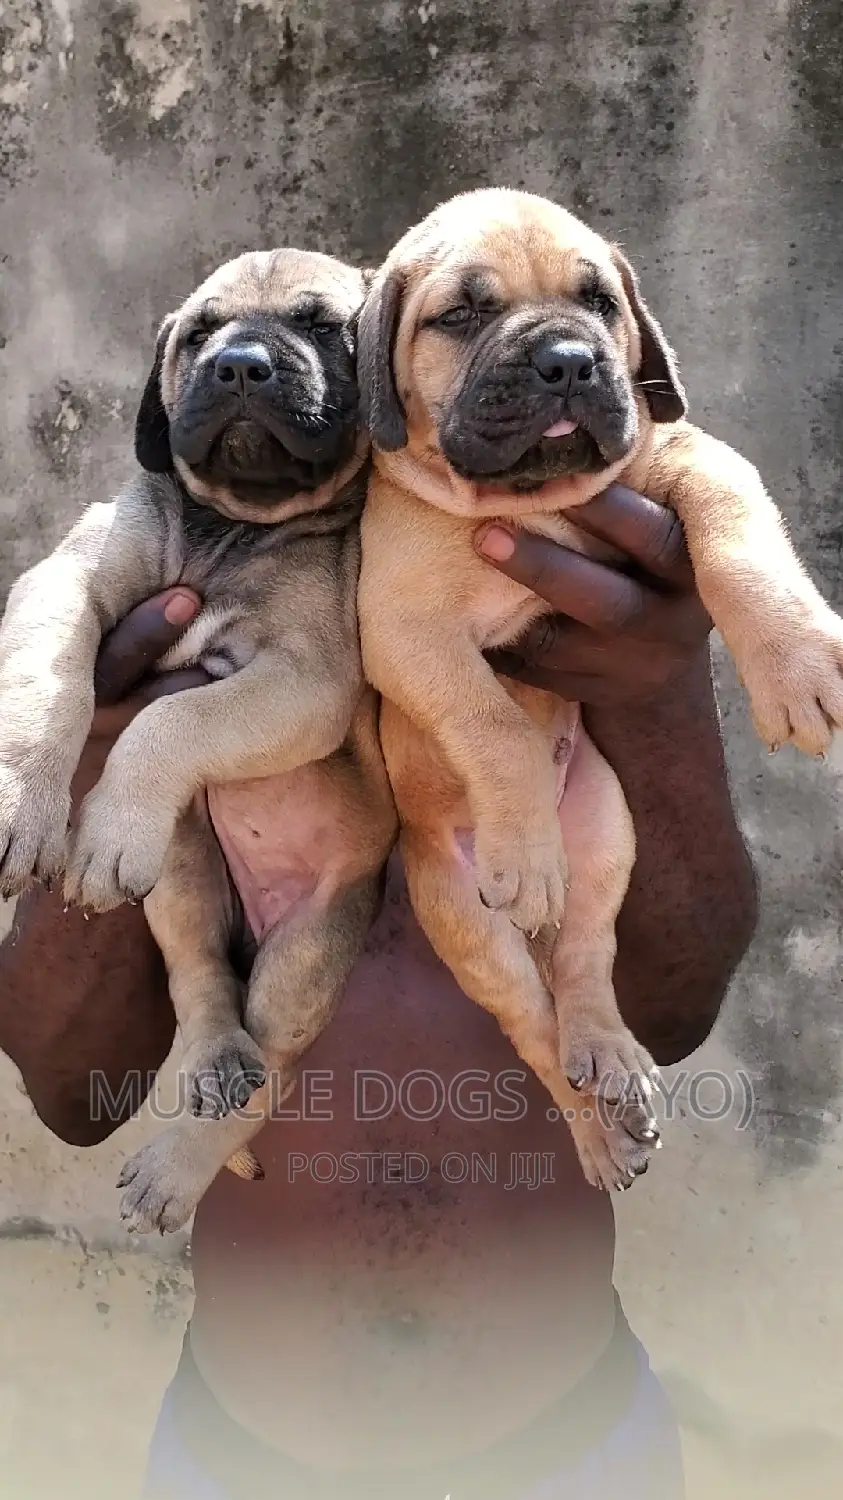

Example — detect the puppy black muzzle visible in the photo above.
[171,328,359,495]
[438,317,639,493]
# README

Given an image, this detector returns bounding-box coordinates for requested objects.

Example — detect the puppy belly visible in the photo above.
[206,769,347,943]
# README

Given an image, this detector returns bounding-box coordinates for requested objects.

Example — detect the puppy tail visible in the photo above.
[224,1145,264,1181]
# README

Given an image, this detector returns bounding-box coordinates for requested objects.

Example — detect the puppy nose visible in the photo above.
[532,341,595,393]
[214,345,273,395]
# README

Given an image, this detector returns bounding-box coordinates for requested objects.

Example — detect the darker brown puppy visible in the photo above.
[0,249,396,1230]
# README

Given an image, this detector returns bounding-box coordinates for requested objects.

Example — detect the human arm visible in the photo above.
[476,483,758,1062]
[0,589,209,1146]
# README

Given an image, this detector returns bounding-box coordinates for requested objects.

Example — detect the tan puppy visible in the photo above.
[0,249,396,1230]
[357,188,843,1191]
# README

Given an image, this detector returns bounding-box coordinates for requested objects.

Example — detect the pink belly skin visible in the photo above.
[206,767,357,944]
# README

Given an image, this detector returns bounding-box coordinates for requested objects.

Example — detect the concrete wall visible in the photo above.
[0,2,842,1493]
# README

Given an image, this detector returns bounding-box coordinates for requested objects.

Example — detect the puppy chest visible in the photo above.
[157,522,287,677]
[154,603,258,678]
[470,574,550,651]
[466,514,595,651]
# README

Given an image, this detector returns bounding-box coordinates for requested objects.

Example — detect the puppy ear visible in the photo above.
[357,265,408,451]
[612,249,687,424]
[134,314,177,473]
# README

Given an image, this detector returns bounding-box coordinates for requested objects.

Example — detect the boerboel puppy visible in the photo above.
[357,188,843,1191]
[0,249,396,1231]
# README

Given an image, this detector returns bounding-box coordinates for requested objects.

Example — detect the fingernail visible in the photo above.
[476,526,516,562]
[164,590,199,625]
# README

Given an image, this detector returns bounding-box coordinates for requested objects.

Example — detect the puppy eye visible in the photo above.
[582,288,618,319]
[435,306,476,329]
[186,327,211,348]
[290,311,343,342]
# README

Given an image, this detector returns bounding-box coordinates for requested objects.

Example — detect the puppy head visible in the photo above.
[135,249,368,523]
[359,189,686,517]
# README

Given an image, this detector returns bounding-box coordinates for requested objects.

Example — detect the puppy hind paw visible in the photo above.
[569,1109,661,1194]
[181,1031,267,1119]
[118,1141,204,1235]
[564,1028,659,1115]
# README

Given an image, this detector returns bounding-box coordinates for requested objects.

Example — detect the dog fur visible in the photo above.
[356,188,843,1191]
[0,248,396,1231]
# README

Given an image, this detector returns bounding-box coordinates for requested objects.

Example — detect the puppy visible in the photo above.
[356,189,843,1191]
[0,249,396,1231]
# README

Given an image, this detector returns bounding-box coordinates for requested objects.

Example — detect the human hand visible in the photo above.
[77,589,210,796]
[475,483,711,706]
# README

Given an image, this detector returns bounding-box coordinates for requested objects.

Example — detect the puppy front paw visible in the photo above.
[65,780,177,911]
[0,767,71,898]
[476,822,568,934]
[738,606,843,757]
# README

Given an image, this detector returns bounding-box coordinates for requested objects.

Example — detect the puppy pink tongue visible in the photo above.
[543,417,579,438]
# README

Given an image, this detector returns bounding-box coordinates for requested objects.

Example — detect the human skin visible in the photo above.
[0,485,756,1468]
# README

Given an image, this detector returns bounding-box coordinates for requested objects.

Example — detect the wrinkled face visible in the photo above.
[360,190,686,513]
[135,249,367,522]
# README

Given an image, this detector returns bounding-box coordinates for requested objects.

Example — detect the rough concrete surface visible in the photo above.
[1,0,842,1494]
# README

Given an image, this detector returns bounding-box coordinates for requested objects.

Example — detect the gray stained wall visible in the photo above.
[0,0,841,1176]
